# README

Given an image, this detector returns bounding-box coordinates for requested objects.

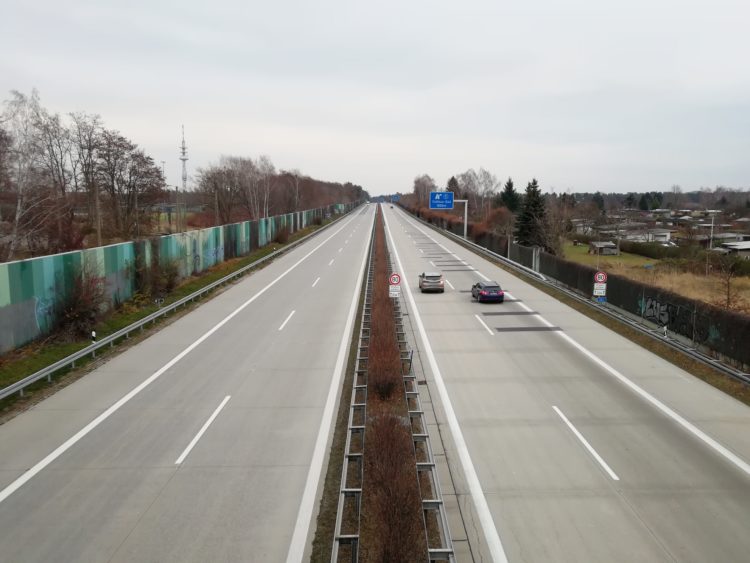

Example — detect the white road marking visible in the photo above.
[504,291,750,478]
[0,212,361,506]
[286,217,372,562]
[553,405,619,481]
[475,314,494,336]
[278,310,296,331]
[429,261,436,268]
[419,248,424,253]
[338,247,343,252]
[477,271,491,281]
[312,276,320,288]
[445,279,455,290]
[345,239,349,244]
[405,212,750,477]
[382,212,509,563]
[175,396,231,465]
[328,259,335,266]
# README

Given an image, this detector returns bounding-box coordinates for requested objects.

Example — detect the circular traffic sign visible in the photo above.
[595,271,608,283]
[389,273,401,285]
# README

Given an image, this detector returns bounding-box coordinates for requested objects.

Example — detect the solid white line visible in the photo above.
[553,405,620,481]
[286,215,372,562]
[312,277,320,288]
[0,212,362,506]
[477,271,491,281]
[503,291,750,477]
[382,212,509,563]
[475,314,494,336]
[404,214,750,476]
[328,259,335,266]
[445,279,455,290]
[278,310,296,331]
[175,396,231,465]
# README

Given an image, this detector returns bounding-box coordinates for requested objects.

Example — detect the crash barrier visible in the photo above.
[0,203,357,354]
[402,205,750,374]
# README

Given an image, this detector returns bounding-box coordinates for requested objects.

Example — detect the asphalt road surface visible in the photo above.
[0,205,374,563]
[384,205,750,563]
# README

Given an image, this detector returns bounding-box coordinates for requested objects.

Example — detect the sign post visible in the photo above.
[593,271,607,302]
[389,272,401,298]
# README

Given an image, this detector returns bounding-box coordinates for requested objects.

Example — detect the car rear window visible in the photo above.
[485,285,501,290]
[426,275,442,281]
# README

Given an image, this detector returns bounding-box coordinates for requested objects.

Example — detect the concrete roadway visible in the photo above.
[384,205,750,563]
[0,205,375,563]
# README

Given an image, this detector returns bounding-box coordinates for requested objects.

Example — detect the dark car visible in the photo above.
[418,271,445,293]
[471,281,504,303]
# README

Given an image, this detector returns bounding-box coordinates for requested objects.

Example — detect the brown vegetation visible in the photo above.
[359,206,427,563]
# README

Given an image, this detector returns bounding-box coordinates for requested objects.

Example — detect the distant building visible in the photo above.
[721,241,750,258]
[589,241,618,255]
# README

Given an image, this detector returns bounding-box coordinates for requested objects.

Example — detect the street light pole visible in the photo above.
[455,199,469,239]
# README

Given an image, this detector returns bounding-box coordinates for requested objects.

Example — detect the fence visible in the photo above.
[0,203,356,354]
[403,204,750,371]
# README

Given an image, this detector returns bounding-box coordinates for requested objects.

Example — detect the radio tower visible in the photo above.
[179,125,188,192]
[178,126,188,232]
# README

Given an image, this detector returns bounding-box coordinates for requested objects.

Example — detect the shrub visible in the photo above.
[274,226,290,244]
[55,263,107,339]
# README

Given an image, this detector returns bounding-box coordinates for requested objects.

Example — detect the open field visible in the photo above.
[562,241,750,311]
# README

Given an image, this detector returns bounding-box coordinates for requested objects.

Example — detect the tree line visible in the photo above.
[0,89,368,262]
[404,170,750,257]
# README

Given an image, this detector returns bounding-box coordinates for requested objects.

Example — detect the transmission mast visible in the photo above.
[178,126,188,232]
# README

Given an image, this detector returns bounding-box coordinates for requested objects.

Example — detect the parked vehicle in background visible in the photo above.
[471,281,504,303]
[418,272,445,293]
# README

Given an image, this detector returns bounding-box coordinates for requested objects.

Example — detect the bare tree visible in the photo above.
[70,112,103,245]
[2,90,43,260]
[477,167,498,219]
[457,169,480,217]
[257,155,276,218]
[412,174,436,207]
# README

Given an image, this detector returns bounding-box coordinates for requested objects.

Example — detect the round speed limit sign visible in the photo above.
[389,273,401,285]
[595,271,608,283]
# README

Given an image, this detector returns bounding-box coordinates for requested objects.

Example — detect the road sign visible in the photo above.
[593,283,607,296]
[594,271,608,283]
[391,194,400,202]
[389,273,401,286]
[389,286,401,298]
[430,191,454,209]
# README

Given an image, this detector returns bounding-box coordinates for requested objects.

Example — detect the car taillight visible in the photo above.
[480,290,487,295]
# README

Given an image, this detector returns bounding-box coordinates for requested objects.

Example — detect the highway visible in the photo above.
[384,205,750,563]
[0,205,375,563]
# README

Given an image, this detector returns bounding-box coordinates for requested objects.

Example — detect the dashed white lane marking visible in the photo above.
[175,396,232,465]
[474,314,494,336]
[445,279,455,290]
[278,310,296,331]
[312,277,320,288]
[553,405,620,480]
[328,259,335,266]
[0,212,362,506]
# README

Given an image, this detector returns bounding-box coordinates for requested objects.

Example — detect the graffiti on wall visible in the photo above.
[641,296,714,344]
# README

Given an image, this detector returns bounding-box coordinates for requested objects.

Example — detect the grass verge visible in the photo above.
[0,224,326,420]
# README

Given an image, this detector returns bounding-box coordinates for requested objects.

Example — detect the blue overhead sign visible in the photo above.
[430,191,454,209]
[391,194,400,202]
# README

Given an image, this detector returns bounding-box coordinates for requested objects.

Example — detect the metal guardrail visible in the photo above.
[407,212,750,386]
[0,214,351,402]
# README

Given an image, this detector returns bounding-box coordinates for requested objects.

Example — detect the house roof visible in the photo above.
[590,241,617,248]
[722,241,750,250]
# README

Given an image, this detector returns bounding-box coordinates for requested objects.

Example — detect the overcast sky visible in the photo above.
[2,0,749,196]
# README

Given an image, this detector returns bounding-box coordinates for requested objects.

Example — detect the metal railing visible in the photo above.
[408,212,750,386]
[0,214,350,401]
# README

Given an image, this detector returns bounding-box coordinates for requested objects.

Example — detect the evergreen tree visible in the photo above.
[592,191,605,211]
[514,178,546,247]
[500,177,520,212]
[638,194,649,211]
[447,176,459,194]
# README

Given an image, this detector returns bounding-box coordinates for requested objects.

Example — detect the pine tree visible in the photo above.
[500,177,520,212]
[514,178,546,247]
[447,176,459,194]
